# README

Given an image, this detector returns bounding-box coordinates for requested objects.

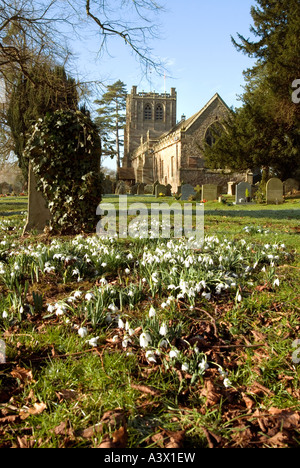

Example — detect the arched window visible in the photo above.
[205,126,216,147]
[155,104,164,120]
[144,104,152,120]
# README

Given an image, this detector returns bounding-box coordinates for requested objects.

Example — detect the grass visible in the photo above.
[0,195,299,448]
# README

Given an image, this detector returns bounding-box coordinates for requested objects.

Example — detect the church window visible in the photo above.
[155,104,164,120]
[205,126,216,147]
[144,104,152,120]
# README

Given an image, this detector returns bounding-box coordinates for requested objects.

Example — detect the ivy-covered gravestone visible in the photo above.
[24,110,102,234]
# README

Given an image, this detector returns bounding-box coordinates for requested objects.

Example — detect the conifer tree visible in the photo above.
[94,80,127,176]
[204,0,300,180]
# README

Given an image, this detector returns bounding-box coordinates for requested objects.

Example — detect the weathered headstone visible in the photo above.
[166,184,172,197]
[155,184,167,198]
[23,165,51,234]
[144,184,153,195]
[266,178,283,204]
[181,184,196,201]
[137,183,145,195]
[130,184,138,195]
[235,182,252,204]
[202,184,220,201]
[283,178,299,195]
[115,180,127,195]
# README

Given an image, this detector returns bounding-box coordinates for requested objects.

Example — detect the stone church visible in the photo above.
[119,86,245,193]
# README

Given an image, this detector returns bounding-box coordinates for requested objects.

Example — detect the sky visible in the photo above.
[20,0,259,171]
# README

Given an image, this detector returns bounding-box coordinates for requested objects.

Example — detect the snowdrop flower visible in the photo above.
[273,278,280,287]
[145,350,157,364]
[85,292,94,301]
[181,362,189,372]
[202,292,211,301]
[159,322,168,336]
[139,332,152,348]
[78,327,88,338]
[122,336,132,348]
[73,291,82,299]
[2,311,8,319]
[55,306,64,316]
[99,277,108,286]
[159,339,168,349]
[124,268,130,275]
[118,317,125,329]
[87,336,99,347]
[223,378,232,388]
[236,293,242,302]
[169,348,179,359]
[101,262,107,267]
[47,304,55,313]
[161,302,167,309]
[108,303,119,313]
[148,306,156,318]
[198,359,209,373]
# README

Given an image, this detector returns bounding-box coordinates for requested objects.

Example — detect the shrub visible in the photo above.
[24,110,102,234]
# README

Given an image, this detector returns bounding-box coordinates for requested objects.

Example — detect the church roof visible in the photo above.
[160,93,230,139]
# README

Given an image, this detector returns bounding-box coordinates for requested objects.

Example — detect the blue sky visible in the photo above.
[71,0,258,169]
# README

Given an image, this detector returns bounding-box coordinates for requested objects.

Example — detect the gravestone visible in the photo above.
[166,184,172,197]
[235,182,252,204]
[283,178,299,195]
[202,184,220,201]
[0,182,11,195]
[227,182,236,196]
[181,184,196,201]
[137,183,145,195]
[23,164,51,234]
[115,180,127,195]
[266,178,283,204]
[130,184,138,195]
[155,184,167,198]
[144,184,153,195]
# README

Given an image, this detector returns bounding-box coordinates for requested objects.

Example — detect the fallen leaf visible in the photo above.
[20,402,47,420]
[78,409,126,438]
[201,379,220,407]
[130,383,161,396]
[98,426,128,448]
[11,366,33,384]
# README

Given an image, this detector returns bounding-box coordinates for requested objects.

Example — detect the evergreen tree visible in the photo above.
[204,0,300,180]
[7,63,78,178]
[94,80,127,176]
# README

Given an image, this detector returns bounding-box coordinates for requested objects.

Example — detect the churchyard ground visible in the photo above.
[0,195,299,448]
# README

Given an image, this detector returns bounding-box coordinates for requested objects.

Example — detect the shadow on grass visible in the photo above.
[205,209,300,220]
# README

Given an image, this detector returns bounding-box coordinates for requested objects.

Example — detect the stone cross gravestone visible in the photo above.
[235,182,252,204]
[266,178,283,204]
[202,184,220,201]
[23,164,51,234]
[181,184,196,201]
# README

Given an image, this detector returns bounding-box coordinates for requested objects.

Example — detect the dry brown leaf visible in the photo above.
[11,366,33,384]
[260,431,290,447]
[78,409,126,438]
[130,383,161,396]
[165,431,185,448]
[201,379,220,407]
[20,402,47,420]
[17,435,36,448]
[98,426,128,448]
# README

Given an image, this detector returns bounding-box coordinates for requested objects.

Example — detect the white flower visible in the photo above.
[87,336,99,347]
[148,306,156,318]
[223,378,232,388]
[122,336,132,348]
[198,359,209,372]
[202,292,211,300]
[145,350,157,363]
[161,302,167,309]
[74,291,82,299]
[169,348,179,359]
[2,311,8,319]
[139,332,152,348]
[237,293,242,302]
[85,292,94,301]
[159,322,168,336]
[159,339,168,349]
[47,304,55,313]
[125,268,130,275]
[118,317,125,329]
[78,327,88,338]
[181,362,189,372]
[273,278,280,287]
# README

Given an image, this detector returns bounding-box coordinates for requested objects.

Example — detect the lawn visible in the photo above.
[0,195,299,448]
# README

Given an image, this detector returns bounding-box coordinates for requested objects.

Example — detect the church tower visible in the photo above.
[123,86,177,167]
